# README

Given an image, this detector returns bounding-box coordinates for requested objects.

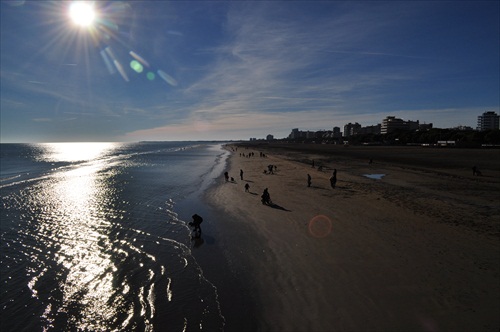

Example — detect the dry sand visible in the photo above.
[205,144,500,331]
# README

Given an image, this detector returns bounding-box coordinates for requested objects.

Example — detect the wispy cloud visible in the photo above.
[130,2,434,139]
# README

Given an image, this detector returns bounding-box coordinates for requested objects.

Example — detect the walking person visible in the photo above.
[329,169,337,188]
[261,188,271,205]
[307,174,311,187]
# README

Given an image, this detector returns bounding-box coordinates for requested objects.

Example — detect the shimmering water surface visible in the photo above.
[1,142,228,331]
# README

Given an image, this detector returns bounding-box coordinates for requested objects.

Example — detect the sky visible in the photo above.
[1,1,499,142]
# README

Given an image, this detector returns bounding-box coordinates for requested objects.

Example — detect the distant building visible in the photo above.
[289,128,300,139]
[406,120,420,131]
[418,123,433,131]
[288,128,312,140]
[452,125,473,131]
[305,131,316,139]
[358,124,381,135]
[332,126,342,138]
[343,122,361,137]
[381,116,425,134]
[381,116,407,134]
[477,111,500,131]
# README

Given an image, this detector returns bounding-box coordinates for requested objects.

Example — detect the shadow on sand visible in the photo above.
[264,202,291,212]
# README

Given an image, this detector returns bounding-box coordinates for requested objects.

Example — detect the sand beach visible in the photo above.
[205,143,500,331]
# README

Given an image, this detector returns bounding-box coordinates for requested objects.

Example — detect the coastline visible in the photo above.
[204,143,499,331]
[175,145,259,331]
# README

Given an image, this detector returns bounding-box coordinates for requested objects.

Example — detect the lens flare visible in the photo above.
[158,70,178,86]
[130,60,143,73]
[100,49,114,74]
[114,60,129,82]
[308,215,333,238]
[130,51,150,68]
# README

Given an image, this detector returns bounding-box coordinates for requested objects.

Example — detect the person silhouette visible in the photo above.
[329,169,337,188]
[261,188,271,205]
[189,214,203,237]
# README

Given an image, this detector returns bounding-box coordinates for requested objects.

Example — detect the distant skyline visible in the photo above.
[1,1,499,142]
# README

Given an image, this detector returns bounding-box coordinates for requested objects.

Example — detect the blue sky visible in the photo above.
[1,1,499,142]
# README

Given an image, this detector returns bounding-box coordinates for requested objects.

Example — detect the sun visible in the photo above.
[69,1,96,27]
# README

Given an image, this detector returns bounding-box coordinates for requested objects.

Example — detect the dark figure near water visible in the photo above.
[224,171,229,182]
[189,214,203,237]
[261,188,271,205]
[330,169,337,188]
[240,169,244,180]
[245,183,250,192]
[307,174,311,187]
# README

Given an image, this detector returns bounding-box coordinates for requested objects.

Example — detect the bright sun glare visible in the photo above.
[69,1,96,27]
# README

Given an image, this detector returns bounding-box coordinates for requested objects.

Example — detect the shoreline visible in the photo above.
[204,143,499,331]
[175,146,259,331]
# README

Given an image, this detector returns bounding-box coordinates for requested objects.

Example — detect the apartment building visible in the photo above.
[477,111,499,131]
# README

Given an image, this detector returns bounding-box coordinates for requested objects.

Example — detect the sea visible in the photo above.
[0,142,232,331]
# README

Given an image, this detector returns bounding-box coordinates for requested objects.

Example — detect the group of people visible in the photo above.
[224,171,236,182]
[231,148,340,208]
[191,155,339,238]
[225,168,250,192]
[265,164,277,174]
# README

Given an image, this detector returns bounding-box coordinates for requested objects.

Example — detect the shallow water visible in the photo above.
[363,173,386,180]
[1,142,228,331]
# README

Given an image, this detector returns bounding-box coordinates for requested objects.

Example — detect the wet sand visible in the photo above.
[205,143,500,331]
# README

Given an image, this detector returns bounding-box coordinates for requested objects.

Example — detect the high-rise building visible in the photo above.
[343,122,361,137]
[381,116,406,134]
[477,111,500,131]
[380,116,422,134]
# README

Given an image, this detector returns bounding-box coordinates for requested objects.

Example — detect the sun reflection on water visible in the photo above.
[36,142,117,162]
[36,149,119,328]
[2,142,227,330]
